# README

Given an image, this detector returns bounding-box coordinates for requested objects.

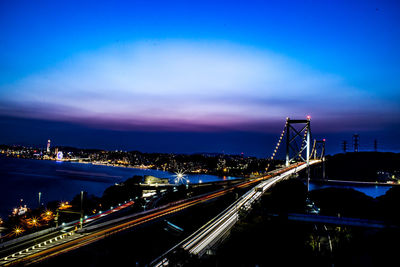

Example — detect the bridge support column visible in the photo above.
[306,120,310,192]
[286,118,290,166]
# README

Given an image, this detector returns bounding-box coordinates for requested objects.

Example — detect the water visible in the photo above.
[309,182,392,198]
[0,157,238,218]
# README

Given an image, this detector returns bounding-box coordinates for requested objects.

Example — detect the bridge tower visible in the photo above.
[312,139,326,160]
[312,139,326,179]
[285,116,312,166]
[285,116,312,190]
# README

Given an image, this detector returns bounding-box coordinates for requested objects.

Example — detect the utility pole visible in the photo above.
[55,209,59,228]
[342,140,347,153]
[353,134,359,152]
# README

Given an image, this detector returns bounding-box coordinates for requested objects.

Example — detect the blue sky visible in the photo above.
[0,0,399,156]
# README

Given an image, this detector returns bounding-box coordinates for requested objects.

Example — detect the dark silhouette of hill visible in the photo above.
[325,152,400,181]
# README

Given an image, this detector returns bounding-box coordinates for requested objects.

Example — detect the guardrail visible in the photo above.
[0,227,58,250]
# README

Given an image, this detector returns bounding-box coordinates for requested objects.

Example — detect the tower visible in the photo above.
[342,140,348,153]
[353,134,359,152]
[285,116,312,166]
[312,139,326,180]
[46,139,51,153]
[285,116,312,191]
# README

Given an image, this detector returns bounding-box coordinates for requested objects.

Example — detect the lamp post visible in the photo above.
[38,192,41,208]
[80,191,84,229]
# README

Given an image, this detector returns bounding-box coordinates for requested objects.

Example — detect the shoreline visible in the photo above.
[0,155,244,179]
[311,179,399,187]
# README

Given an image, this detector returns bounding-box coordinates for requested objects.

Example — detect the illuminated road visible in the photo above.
[0,170,273,266]
[0,161,319,266]
[151,160,321,266]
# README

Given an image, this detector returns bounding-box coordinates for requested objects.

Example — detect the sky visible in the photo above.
[0,0,399,157]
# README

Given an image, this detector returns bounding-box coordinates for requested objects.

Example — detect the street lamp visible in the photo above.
[80,191,83,229]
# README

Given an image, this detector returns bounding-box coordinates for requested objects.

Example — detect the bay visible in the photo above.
[0,157,238,218]
[309,182,392,198]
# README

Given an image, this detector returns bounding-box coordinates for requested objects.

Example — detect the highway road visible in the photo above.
[151,160,321,266]
[0,174,261,265]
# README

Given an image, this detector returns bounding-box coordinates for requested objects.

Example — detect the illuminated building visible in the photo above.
[46,139,51,153]
[57,151,63,160]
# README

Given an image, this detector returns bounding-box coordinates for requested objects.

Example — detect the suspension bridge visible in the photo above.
[151,116,326,265]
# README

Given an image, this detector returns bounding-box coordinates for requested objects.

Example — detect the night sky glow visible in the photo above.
[0,0,399,156]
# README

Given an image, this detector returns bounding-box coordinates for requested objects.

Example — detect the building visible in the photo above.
[143,175,170,185]
[46,139,51,153]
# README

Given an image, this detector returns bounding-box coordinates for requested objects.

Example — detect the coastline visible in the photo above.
[0,154,243,179]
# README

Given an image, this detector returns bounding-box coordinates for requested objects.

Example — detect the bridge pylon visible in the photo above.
[285,116,312,167]
[284,116,312,191]
[311,138,326,179]
[311,139,325,160]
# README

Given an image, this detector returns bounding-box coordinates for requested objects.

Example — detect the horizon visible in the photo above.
[1,0,399,157]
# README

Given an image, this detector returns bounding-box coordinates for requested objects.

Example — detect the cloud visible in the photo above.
[0,40,396,132]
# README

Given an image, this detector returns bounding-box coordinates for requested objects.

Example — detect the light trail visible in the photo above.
[151,160,321,266]
[0,171,263,266]
[182,161,320,257]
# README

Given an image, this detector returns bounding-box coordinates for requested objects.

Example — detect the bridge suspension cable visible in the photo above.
[265,119,288,172]
[298,123,310,161]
